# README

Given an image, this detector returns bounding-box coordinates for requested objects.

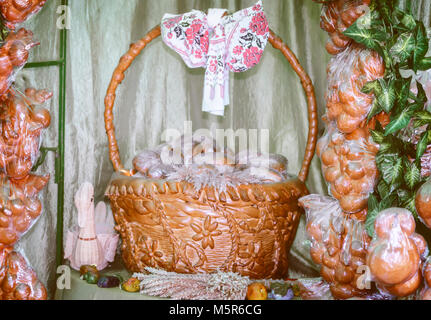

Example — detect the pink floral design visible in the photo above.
[186,21,203,45]
[200,30,209,53]
[209,59,217,73]
[243,47,263,68]
[253,3,262,11]
[195,49,202,59]
[163,15,182,29]
[249,12,268,36]
[233,46,242,55]
[161,1,269,114]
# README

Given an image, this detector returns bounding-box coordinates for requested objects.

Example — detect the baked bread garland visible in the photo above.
[0,0,49,301]
[0,0,47,30]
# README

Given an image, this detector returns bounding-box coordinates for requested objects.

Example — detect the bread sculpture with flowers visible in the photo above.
[0,0,47,30]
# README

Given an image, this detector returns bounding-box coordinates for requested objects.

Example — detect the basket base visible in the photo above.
[106,177,308,279]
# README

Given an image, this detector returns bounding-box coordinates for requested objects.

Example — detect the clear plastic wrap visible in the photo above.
[294,278,333,300]
[320,0,371,55]
[0,28,38,97]
[415,178,431,229]
[421,257,431,300]
[299,194,372,299]
[366,208,428,298]
[0,88,51,247]
[132,133,289,190]
[316,122,379,213]
[0,88,52,179]
[325,44,385,133]
[0,246,47,300]
[0,0,47,30]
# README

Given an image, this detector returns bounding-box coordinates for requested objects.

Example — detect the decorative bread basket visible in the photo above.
[104,25,318,279]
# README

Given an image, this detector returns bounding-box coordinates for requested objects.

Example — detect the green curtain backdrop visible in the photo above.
[12,0,431,298]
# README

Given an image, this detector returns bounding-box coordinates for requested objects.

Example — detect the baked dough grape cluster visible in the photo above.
[367,208,428,297]
[326,44,385,134]
[317,124,379,213]
[299,195,372,299]
[0,0,49,301]
[0,28,39,96]
[300,0,390,299]
[320,0,371,55]
[0,0,47,30]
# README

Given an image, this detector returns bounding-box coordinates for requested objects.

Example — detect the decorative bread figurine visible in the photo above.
[64,182,119,271]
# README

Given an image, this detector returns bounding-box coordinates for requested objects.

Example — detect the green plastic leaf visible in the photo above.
[405,160,421,189]
[362,79,381,95]
[416,130,430,160]
[413,23,429,72]
[376,153,404,186]
[389,32,415,64]
[377,141,393,154]
[343,16,385,55]
[384,104,415,135]
[376,78,396,113]
[367,100,383,121]
[414,111,431,128]
[417,57,431,71]
[365,194,380,237]
[399,190,418,217]
[395,77,412,107]
[377,179,390,199]
[416,81,427,104]
[370,129,385,144]
[380,193,398,209]
[401,12,417,30]
[393,8,416,30]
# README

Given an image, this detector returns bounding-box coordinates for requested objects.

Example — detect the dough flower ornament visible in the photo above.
[191,216,222,250]
[161,1,269,116]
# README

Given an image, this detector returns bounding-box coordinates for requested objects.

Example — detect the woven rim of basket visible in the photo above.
[105,177,309,205]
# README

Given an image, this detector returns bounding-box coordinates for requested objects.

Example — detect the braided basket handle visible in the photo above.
[104,25,318,183]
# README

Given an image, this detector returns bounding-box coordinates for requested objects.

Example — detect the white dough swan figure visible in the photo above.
[64,182,119,271]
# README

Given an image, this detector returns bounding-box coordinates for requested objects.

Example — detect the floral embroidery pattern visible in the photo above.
[191,216,222,250]
[161,1,269,116]
[250,12,268,36]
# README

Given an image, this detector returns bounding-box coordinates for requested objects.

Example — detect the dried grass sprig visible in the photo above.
[133,268,252,300]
